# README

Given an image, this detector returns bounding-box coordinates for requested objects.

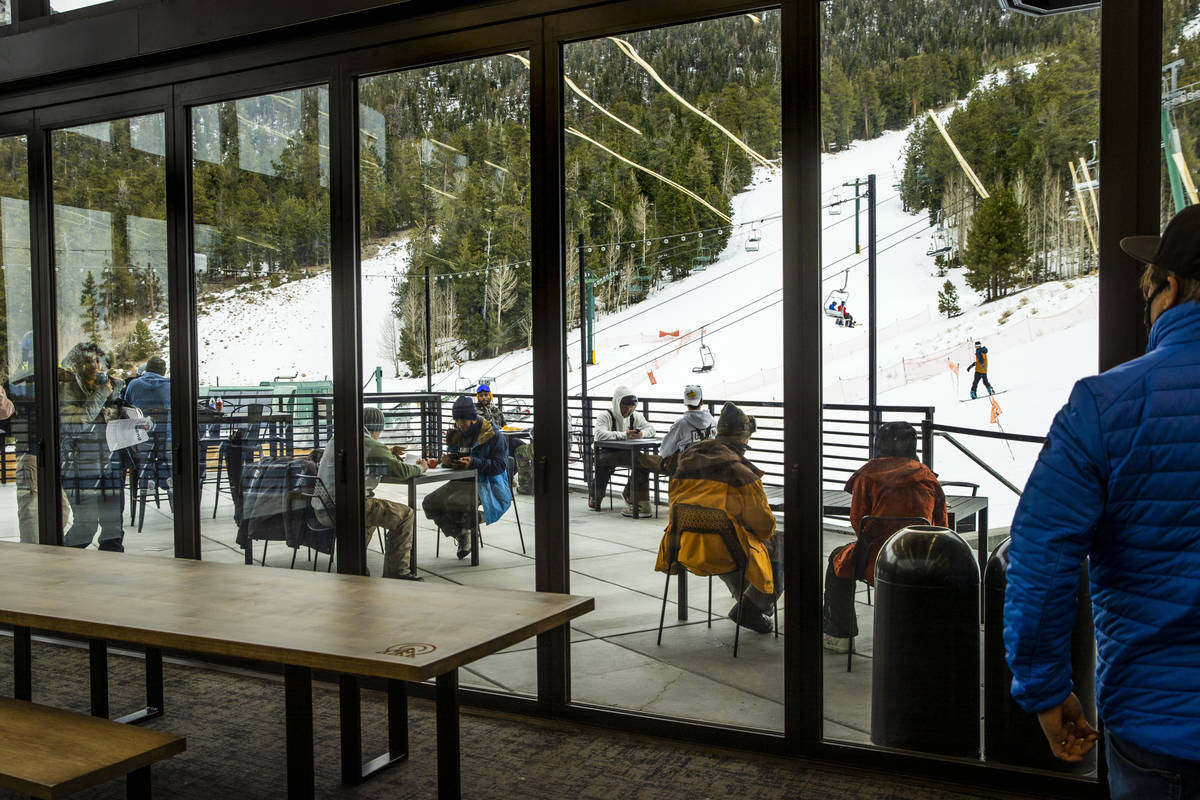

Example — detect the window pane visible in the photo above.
[0,135,35,543]
[50,0,114,12]
[820,2,1099,770]
[1164,5,1200,226]
[52,114,169,555]
[191,86,332,565]
[1,0,11,26]
[358,53,532,694]
[565,12,784,730]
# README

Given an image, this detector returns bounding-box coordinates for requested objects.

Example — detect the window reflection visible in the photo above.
[191,86,332,566]
[51,115,169,555]
[0,136,37,543]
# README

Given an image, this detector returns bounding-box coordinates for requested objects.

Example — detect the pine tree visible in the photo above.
[937,279,962,318]
[963,187,1029,302]
[79,272,103,343]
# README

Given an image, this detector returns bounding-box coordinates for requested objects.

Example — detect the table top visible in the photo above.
[595,438,661,451]
[0,543,592,682]
[381,467,477,486]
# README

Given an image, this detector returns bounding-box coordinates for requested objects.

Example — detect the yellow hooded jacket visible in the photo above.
[654,438,777,594]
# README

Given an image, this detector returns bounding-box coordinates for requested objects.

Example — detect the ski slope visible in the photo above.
[184,117,1100,528]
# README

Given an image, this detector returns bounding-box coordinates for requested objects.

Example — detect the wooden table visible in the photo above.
[0,543,593,799]
[382,468,479,569]
[594,438,661,518]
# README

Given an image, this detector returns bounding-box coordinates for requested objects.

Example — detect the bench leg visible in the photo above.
[339,676,408,786]
[284,665,315,800]
[13,626,30,701]
[126,765,152,799]
[677,570,688,621]
[436,669,461,800]
[116,646,164,725]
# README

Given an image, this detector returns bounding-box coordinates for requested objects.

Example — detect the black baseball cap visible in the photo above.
[1120,204,1200,277]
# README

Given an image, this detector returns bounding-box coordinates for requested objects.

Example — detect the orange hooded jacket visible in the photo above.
[831,456,948,583]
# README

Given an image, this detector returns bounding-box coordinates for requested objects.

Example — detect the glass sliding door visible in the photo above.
[818,1,1099,772]
[563,12,785,729]
[191,86,333,565]
[0,135,36,543]
[51,114,170,556]
[357,53,533,694]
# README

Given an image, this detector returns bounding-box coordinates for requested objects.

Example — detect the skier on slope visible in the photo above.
[967,340,995,399]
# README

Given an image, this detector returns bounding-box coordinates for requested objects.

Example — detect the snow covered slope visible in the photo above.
[185,117,1100,527]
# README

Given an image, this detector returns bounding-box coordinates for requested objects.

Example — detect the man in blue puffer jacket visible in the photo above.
[1005,204,1200,797]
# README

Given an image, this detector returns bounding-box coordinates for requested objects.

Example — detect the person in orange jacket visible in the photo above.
[821,422,947,653]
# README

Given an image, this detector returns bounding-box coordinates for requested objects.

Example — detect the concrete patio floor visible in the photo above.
[0,479,999,750]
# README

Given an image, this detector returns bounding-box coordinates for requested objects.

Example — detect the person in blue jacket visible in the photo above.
[423,395,511,560]
[1004,204,1200,797]
[123,356,171,411]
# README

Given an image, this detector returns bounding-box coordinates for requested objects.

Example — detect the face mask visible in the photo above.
[1144,281,1169,334]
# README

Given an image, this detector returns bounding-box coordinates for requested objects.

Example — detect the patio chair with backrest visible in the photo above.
[131,409,173,533]
[292,472,336,572]
[845,514,930,671]
[657,502,776,658]
[212,403,266,518]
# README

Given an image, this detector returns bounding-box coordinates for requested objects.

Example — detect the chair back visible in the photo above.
[940,480,979,496]
[855,515,930,585]
[666,502,745,576]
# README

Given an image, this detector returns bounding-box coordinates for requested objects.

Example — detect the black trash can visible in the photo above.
[984,537,1095,772]
[872,525,980,757]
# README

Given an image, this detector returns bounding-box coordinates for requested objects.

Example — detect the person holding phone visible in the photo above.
[58,341,126,552]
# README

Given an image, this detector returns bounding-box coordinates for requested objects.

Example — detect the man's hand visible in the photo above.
[1036,693,1099,762]
[390,445,406,459]
[454,457,471,470]
[417,459,428,474]
[440,454,452,468]
[967,363,975,372]
[627,429,642,440]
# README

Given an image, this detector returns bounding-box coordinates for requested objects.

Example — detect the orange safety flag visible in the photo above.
[648,370,657,385]
[989,397,1002,425]
[947,358,959,375]
[659,330,680,338]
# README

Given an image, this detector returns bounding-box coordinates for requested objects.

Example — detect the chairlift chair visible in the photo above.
[693,244,712,272]
[824,270,851,324]
[745,226,762,252]
[926,230,952,257]
[829,190,843,216]
[692,331,715,373]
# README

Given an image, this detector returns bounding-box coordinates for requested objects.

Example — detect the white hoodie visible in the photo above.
[593,384,656,441]
[659,407,716,457]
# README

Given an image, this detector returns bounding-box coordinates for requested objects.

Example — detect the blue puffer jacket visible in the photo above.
[1005,300,1200,761]
[446,419,512,524]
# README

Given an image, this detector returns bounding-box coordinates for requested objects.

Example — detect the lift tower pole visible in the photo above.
[868,173,879,454]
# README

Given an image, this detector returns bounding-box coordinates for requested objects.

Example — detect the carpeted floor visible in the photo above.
[0,635,1040,800]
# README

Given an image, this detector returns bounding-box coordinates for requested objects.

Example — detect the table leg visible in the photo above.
[115,646,164,725]
[89,639,108,719]
[470,477,479,567]
[339,675,408,786]
[630,450,639,519]
[13,626,30,701]
[436,669,461,800]
[285,665,315,800]
[408,481,418,576]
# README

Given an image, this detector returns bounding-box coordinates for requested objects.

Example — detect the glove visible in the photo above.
[967,363,974,371]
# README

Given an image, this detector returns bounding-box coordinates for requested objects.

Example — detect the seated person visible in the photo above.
[317,406,426,580]
[474,383,506,430]
[836,302,854,327]
[655,403,780,634]
[821,421,947,653]
[123,356,171,413]
[658,384,715,474]
[423,396,511,559]
[591,384,660,516]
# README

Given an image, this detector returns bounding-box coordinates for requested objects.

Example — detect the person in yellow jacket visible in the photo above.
[967,340,994,399]
[655,402,781,634]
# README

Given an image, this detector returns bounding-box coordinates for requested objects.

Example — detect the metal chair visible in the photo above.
[292,473,336,572]
[846,515,929,671]
[131,411,173,533]
[657,502,776,658]
[212,404,266,518]
[507,455,526,554]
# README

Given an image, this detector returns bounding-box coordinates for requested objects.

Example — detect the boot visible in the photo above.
[970,390,977,399]
[637,500,652,516]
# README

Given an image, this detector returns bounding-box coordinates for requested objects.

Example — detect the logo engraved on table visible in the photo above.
[377,643,437,658]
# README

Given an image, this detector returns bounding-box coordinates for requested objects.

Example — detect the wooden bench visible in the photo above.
[0,697,185,799]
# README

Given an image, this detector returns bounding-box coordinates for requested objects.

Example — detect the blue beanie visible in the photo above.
[452,395,479,420]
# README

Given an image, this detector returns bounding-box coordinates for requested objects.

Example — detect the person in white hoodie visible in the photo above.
[591,385,659,516]
[658,385,715,473]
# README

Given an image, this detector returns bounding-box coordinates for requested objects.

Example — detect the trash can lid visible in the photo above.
[874,525,980,588]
